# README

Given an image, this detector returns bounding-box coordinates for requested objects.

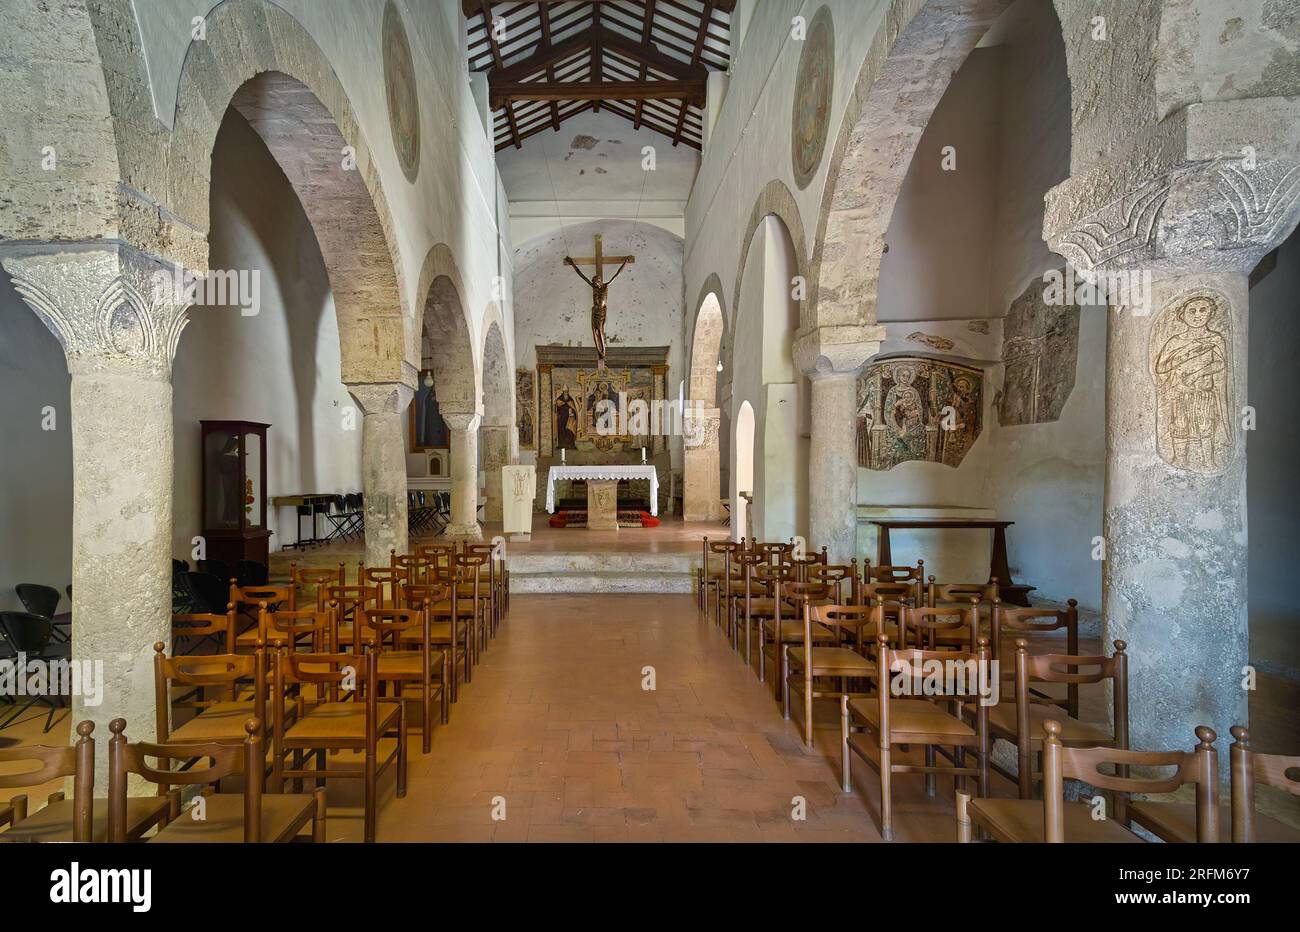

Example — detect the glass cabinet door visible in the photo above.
[204,427,243,530]
[243,428,263,528]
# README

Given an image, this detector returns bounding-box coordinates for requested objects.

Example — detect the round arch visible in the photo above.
[683,286,726,522]
[122,0,414,387]
[806,0,1014,335]
[732,400,756,542]
[414,244,479,416]
[480,316,514,522]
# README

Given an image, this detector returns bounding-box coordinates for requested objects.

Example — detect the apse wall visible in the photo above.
[171,113,362,558]
[511,219,685,469]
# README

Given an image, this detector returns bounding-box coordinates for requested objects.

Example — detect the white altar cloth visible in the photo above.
[546,465,659,516]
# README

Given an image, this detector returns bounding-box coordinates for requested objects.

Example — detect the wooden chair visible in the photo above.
[417,543,458,574]
[1127,725,1300,842]
[858,582,914,644]
[987,638,1128,798]
[291,563,344,608]
[958,721,1217,843]
[864,558,925,605]
[899,602,978,652]
[787,546,828,581]
[785,603,878,748]
[359,606,450,753]
[401,581,470,702]
[271,645,406,843]
[391,552,434,586]
[363,567,403,609]
[700,538,741,624]
[108,718,324,843]
[465,543,505,638]
[729,550,769,665]
[754,564,832,686]
[990,599,1079,666]
[0,721,170,843]
[171,605,236,655]
[807,562,858,606]
[231,583,296,651]
[843,633,991,840]
[327,584,381,650]
[455,551,492,656]
[154,642,269,746]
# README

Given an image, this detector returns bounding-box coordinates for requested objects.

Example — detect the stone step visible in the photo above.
[506,551,699,593]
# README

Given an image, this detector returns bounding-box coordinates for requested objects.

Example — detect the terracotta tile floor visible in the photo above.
[366,592,996,843]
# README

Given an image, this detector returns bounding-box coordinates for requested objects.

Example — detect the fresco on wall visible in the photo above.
[856,357,983,470]
[998,273,1080,426]
[1149,289,1234,475]
[382,1,420,183]
[516,368,535,450]
[790,6,835,189]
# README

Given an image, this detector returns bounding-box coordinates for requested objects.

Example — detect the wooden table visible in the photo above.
[867,518,1034,606]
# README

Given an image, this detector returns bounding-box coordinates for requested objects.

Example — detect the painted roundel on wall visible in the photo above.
[791,6,834,189]
[383,1,420,183]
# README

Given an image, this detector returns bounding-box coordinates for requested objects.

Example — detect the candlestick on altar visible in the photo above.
[641,446,647,464]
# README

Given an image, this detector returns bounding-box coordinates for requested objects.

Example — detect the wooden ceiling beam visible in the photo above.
[489,79,705,109]
[466,0,734,13]
[479,0,521,149]
[537,2,561,131]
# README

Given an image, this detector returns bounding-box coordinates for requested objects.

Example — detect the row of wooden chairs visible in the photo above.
[957,722,1300,843]
[0,718,325,843]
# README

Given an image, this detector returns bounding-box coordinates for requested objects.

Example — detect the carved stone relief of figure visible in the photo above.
[1149,289,1234,474]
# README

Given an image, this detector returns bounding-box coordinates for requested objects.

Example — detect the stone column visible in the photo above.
[445,412,483,539]
[794,327,881,564]
[682,405,722,521]
[347,382,414,565]
[2,247,192,779]
[480,425,510,523]
[1102,272,1251,752]
[1044,126,1300,751]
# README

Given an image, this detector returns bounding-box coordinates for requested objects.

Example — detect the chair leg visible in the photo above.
[955,790,972,843]
[781,653,791,721]
[312,787,327,843]
[880,748,894,841]
[397,704,408,797]
[364,745,377,843]
[803,677,815,750]
[423,688,433,756]
[924,744,936,797]
[841,700,852,793]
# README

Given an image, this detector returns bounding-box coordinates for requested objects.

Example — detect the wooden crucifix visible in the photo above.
[563,234,634,367]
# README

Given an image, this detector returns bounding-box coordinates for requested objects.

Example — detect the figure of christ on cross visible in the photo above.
[563,234,634,368]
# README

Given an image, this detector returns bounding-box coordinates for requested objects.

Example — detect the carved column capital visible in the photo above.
[444,411,482,433]
[793,324,885,380]
[347,381,414,416]
[1,245,197,380]
[1045,98,1300,278]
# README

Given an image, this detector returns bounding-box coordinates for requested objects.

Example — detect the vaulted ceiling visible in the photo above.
[465,1,733,152]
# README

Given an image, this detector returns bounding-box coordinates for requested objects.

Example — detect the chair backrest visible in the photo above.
[900,603,976,651]
[865,559,925,604]
[1042,720,1217,843]
[324,584,380,624]
[391,554,435,585]
[807,563,856,603]
[806,602,873,639]
[263,605,335,653]
[1016,638,1128,748]
[0,720,94,840]
[1229,725,1300,843]
[153,641,265,740]
[783,581,829,607]
[363,567,403,607]
[991,600,1079,660]
[107,717,262,842]
[171,606,236,654]
[274,645,377,711]
[927,577,998,607]
[182,571,230,615]
[292,565,344,606]
[418,543,457,570]
[400,582,452,611]
[0,611,53,654]
[15,583,60,618]
[360,607,424,654]
[230,582,296,613]
[877,633,991,737]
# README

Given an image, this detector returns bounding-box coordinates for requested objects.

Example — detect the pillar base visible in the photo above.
[443,522,483,541]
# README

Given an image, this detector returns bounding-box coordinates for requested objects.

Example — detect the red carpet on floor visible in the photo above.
[549,509,660,529]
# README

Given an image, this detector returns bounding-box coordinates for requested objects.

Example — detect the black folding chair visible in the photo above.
[235,560,269,587]
[0,612,70,732]
[15,583,68,643]
[198,559,233,585]
[181,572,229,616]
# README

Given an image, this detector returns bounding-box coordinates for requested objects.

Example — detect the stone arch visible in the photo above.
[806,0,1015,335]
[91,0,412,386]
[414,244,479,417]
[683,284,726,522]
[731,180,809,346]
[480,314,514,522]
